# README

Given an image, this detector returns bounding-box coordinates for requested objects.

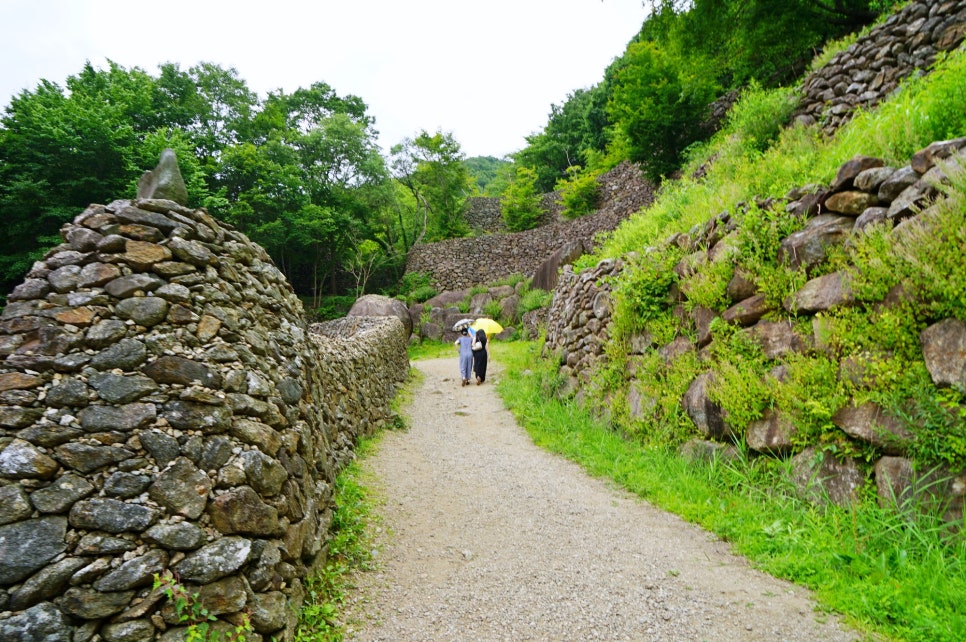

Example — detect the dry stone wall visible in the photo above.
[793,0,966,134]
[0,195,409,641]
[543,139,966,521]
[405,162,654,292]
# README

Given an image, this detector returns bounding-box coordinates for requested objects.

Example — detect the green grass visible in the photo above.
[587,46,966,267]
[294,439,379,642]
[492,341,966,642]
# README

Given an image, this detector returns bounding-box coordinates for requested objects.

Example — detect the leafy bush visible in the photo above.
[725,83,799,152]
[501,166,543,232]
[409,285,437,304]
[556,166,600,219]
[484,299,503,321]
[519,288,552,315]
[314,295,356,321]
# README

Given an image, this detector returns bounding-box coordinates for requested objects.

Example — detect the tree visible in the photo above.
[390,130,470,242]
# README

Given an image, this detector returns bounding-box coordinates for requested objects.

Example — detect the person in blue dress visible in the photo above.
[455,327,474,386]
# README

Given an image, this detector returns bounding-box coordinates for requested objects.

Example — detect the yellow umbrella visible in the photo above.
[473,318,503,338]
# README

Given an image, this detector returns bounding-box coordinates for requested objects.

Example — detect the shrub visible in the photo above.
[557,166,601,219]
[501,166,543,232]
[520,288,552,315]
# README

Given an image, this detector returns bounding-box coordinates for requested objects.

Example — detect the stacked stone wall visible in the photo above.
[0,197,409,641]
[793,0,966,134]
[543,139,966,519]
[406,162,653,291]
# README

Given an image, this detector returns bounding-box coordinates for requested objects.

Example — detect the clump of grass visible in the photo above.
[295,440,378,642]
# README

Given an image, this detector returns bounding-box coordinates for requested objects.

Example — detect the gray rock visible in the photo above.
[168,237,215,267]
[9,278,51,302]
[681,372,734,441]
[163,400,232,434]
[0,484,32,525]
[722,293,770,327]
[94,549,168,592]
[142,355,221,388]
[136,149,188,206]
[0,516,68,584]
[30,473,95,514]
[0,602,72,642]
[54,442,134,473]
[791,446,864,507]
[250,590,288,634]
[230,418,282,456]
[74,533,138,555]
[198,436,233,471]
[833,401,913,455]
[0,438,60,479]
[0,405,41,429]
[746,409,799,454]
[45,378,90,408]
[143,521,206,550]
[778,214,855,273]
[61,587,135,619]
[877,165,921,202]
[90,338,148,371]
[194,576,247,616]
[174,536,253,584]
[88,373,159,404]
[238,449,287,496]
[747,320,811,359]
[8,557,87,611]
[85,319,128,348]
[115,297,169,327]
[920,318,966,390]
[78,403,156,433]
[78,262,121,288]
[149,458,211,519]
[207,485,280,536]
[347,294,413,336]
[785,271,856,314]
[104,274,165,299]
[139,431,181,467]
[103,472,152,498]
[69,498,158,533]
[47,265,84,293]
[100,619,157,642]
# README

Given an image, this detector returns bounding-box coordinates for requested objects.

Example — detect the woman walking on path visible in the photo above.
[454,328,474,386]
[472,328,488,385]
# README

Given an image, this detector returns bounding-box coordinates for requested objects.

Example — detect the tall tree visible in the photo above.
[390,130,471,243]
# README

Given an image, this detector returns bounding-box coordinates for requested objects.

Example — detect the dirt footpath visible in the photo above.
[342,357,858,642]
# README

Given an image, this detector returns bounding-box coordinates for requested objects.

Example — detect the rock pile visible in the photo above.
[794,0,966,134]
[543,139,966,517]
[0,175,408,640]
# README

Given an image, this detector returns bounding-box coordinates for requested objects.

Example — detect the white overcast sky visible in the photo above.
[0,0,648,159]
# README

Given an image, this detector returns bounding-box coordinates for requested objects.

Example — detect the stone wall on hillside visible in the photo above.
[543,139,966,520]
[0,189,409,641]
[406,162,654,291]
[793,0,966,134]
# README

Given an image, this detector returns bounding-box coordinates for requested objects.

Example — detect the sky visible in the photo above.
[0,0,649,159]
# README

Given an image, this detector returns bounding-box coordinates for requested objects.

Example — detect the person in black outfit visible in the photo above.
[472,328,488,385]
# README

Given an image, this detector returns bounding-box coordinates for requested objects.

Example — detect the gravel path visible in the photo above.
[342,357,859,641]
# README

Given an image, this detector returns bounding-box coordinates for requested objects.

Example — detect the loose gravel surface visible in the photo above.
[343,357,859,641]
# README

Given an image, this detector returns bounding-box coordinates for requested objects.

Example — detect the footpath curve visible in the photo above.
[343,357,858,641]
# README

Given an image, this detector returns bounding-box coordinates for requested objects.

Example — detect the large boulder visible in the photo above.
[348,294,413,336]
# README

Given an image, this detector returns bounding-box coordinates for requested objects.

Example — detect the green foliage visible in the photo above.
[500,166,543,232]
[607,40,720,181]
[154,571,250,642]
[610,248,681,338]
[705,319,773,429]
[724,82,800,152]
[556,166,600,219]
[390,129,471,242]
[313,295,356,321]
[464,155,513,196]
[627,349,703,444]
[519,288,552,316]
[495,340,966,642]
[296,440,378,642]
[514,86,610,192]
[483,299,503,322]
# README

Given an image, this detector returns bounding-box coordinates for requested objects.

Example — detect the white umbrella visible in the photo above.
[452,318,474,332]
